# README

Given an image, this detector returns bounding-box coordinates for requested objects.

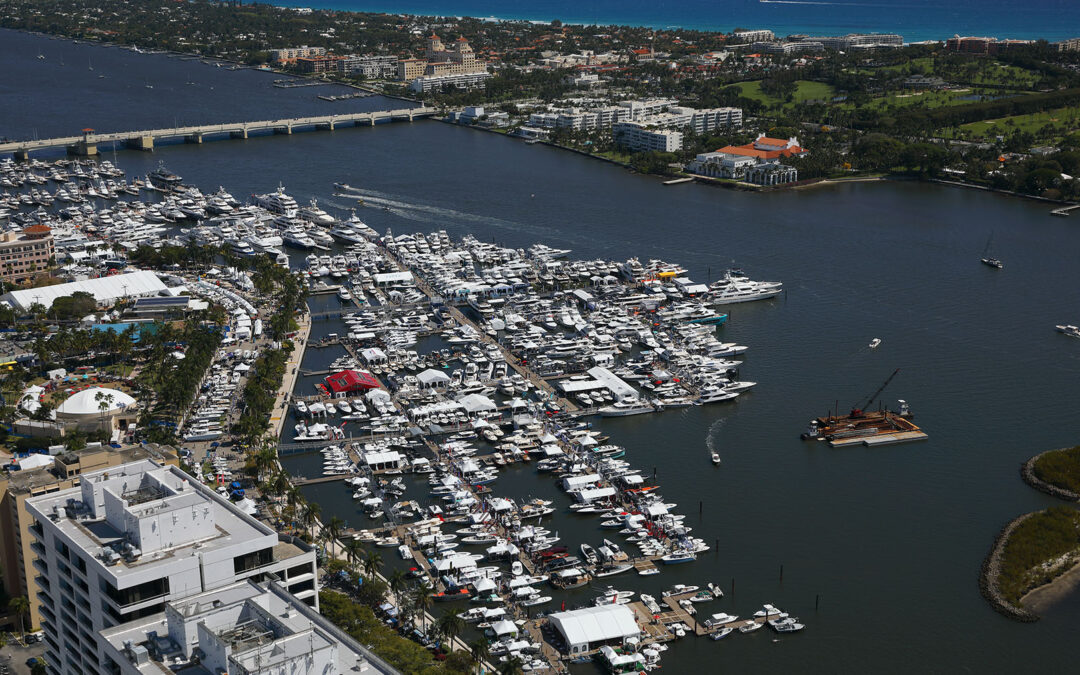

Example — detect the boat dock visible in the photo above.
[273,78,331,88]
[318,92,373,102]
[292,473,351,486]
[1051,203,1080,217]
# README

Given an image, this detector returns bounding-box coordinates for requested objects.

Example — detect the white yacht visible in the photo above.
[282,226,316,250]
[299,198,336,226]
[254,186,299,217]
[707,270,783,305]
[598,399,654,417]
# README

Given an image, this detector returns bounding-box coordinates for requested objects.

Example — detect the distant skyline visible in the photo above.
[273,0,1080,43]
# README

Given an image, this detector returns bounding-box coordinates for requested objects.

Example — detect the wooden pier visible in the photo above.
[292,473,351,486]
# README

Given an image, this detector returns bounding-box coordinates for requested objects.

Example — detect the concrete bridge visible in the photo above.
[0,107,437,160]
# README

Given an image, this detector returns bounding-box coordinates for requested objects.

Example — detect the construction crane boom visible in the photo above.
[851,368,901,415]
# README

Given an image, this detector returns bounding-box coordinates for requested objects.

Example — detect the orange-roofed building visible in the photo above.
[687,134,806,186]
[716,134,808,160]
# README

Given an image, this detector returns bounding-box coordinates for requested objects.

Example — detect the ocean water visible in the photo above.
[273,0,1080,42]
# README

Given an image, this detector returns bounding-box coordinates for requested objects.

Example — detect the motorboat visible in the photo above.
[598,399,653,417]
[704,613,738,628]
[710,626,734,640]
[869,338,882,349]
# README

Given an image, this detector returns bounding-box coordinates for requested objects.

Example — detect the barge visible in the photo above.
[801,400,927,447]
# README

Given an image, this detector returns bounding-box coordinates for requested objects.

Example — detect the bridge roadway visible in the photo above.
[0,107,438,159]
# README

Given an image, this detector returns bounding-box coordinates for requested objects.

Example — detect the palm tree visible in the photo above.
[388,569,408,599]
[299,501,320,540]
[469,640,490,675]
[496,656,524,675]
[325,516,345,558]
[410,581,434,631]
[8,596,29,635]
[362,550,383,579]
[436,609,466,651]
[343,538,364,571]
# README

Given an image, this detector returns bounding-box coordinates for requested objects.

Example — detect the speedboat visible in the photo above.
[869,337,881,349]
[710,626,734,640]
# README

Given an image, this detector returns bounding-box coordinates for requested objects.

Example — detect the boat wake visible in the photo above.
[333,186,566,241]
[705,415,730,457]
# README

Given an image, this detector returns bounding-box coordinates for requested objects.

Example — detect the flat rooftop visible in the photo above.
[26,460,280,582]
[100,581,389,675]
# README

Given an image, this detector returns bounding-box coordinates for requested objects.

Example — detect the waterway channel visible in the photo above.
[5,29,1080,673]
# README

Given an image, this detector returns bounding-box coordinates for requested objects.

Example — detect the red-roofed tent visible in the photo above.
[324,369,380,394]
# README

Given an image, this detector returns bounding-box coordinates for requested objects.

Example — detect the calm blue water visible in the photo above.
[273,0,1080,42]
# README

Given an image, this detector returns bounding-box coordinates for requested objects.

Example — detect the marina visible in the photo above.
[5,29,1080,673]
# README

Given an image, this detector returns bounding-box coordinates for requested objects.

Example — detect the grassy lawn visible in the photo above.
[733,80,836,108]
[964,63,1041,89]
[100,363,136,377]
[836,88,1003,113]
[943,105,1080,141]
[593,149,632,164]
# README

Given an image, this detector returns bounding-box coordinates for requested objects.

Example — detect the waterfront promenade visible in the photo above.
[270,312,312,439]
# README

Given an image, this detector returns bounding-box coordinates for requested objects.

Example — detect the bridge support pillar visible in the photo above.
[13,149,28,162]
[409,112,414,122]
[369,117,376,126]
[230,128,248,139]
[127,135,154,152]
[185,132,203,144]
[274,125,292,135]
[67,141,98,157]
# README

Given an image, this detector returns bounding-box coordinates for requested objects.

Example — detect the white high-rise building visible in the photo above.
[26,460,318,675]
[612,122,684,152]
[99,579,397,675]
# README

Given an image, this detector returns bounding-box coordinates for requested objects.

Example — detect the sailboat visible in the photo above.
[981,233,1003,269]
[88,58,93,71]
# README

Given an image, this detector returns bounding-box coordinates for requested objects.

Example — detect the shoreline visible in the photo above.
[265,1,1078,43]
[1020,448,1080,502]
[978,511,1040,623]
[1021,557,1080,615]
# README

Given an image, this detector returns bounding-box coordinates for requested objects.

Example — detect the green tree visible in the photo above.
[8,595,29,635]
[435,608,466,649]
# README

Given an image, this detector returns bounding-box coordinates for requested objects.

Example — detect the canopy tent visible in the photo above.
[17,454,54,470]
[549,604,640,655]
[456,393,497,414]
[324,369,380,394]
[490,620,519,637]
[417,369,451,388]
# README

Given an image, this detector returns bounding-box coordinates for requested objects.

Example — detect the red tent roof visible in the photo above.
[324,369,380,393]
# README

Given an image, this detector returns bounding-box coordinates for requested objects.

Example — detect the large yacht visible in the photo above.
[707,270,783,305]
[147,163,183,190]
[299,198,336,226]
[329,211,379,243]
[282,226,316,250]
[253,185,299,217]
